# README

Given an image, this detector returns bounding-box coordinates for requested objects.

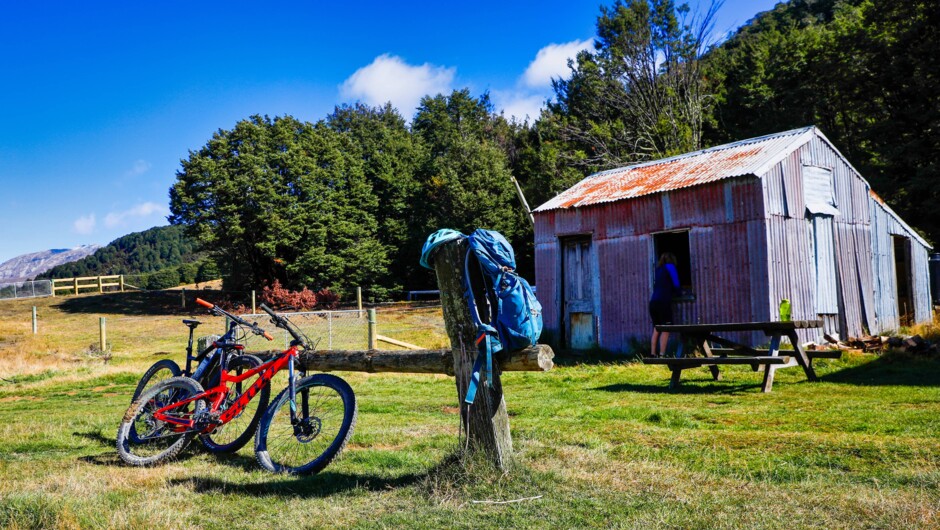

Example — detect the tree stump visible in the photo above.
[430,238,513,470]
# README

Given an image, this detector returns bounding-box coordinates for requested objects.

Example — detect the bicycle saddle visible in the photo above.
[182,319,202,328]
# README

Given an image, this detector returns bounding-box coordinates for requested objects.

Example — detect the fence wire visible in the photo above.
[235,306,449,352]
[0,280,52,301]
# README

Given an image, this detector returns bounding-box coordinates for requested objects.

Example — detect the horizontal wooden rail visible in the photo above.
[50,275,124,296]
[250,344,554,375]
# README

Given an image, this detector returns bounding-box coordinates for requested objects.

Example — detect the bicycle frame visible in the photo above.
[153,343,301,432]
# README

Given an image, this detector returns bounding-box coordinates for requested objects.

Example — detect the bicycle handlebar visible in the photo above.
[195,298,214,309]
[259,303,305,346]
[195,298,273,341]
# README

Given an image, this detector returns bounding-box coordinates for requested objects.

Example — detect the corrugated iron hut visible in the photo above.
[533,126,932,351]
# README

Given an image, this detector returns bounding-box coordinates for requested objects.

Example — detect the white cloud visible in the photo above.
[103,202,168,229]
[340,54,455,116]
[73,214,96,235]
[124,159,152,177]
[522,39,593,88]
[489,39,593,123]
[490,91,546,124]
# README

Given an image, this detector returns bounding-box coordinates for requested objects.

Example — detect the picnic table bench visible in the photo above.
[643,320,823,392]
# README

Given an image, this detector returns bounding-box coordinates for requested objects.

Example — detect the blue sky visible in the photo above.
[0,0,780,263]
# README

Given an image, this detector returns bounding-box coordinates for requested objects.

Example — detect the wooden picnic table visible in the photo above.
[643,320,823,392]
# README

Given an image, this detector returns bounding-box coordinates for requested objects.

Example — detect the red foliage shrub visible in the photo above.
[316,288,340,309]
[260,280,338,311]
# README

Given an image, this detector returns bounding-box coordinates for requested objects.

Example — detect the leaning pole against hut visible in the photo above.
[430,237,513,469]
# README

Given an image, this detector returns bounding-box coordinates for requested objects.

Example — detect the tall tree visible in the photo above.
[411,90,531,281]
[550,0,719,171]
[326,103,424,294]
[169,115,389,297]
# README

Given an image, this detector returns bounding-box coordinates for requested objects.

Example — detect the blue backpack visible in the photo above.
[421,228,542,404]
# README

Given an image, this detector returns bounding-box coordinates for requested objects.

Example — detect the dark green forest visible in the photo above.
[37,225,213,290]
[160,0,937,300]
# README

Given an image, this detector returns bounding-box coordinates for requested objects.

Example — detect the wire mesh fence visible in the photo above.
[0,280,52,301]
[234,306,449,352]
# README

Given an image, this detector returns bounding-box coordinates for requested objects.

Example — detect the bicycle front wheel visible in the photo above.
[254,374,357,475]
[117,377,205,466]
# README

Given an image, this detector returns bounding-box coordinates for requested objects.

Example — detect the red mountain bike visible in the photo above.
[116,299,357,474]
[127,312,267,453]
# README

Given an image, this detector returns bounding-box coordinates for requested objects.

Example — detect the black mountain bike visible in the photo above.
[128,308,272,453]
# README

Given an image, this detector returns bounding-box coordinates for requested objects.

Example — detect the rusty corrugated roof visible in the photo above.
[534,126,816,212]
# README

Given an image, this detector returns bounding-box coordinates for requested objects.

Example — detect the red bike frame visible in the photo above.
[153,343,300,431]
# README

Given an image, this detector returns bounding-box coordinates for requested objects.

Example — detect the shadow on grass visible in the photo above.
[73,430,114,447]
[167,469,425,497]
[54,290,227,316]
[552,350,641,367]
[820,352,940,386]
[166,448,513,499]
[593,381,762,394]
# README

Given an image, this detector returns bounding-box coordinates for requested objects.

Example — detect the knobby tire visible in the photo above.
[254,373,357,475]
[116,376,205,466]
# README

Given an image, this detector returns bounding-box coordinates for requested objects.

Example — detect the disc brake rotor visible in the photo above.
[295,417,322,443]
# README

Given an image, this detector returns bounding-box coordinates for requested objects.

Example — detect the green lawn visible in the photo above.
[0,294,937,529]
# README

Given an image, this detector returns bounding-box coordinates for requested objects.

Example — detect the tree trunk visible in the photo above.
[431,238,513,470]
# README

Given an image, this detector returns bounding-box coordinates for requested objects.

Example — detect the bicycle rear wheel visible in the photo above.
[254,374,357,475]
[131,359,182,401]
[117,377,205,466]
[200,355,269,454]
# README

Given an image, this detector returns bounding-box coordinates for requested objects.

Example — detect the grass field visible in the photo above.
[0,293,937,529]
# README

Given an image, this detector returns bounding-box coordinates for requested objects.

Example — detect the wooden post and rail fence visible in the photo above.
[51,275,125,296]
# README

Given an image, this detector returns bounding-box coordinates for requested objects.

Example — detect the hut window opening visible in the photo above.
[804,165,839,216]
[653,230,693,297]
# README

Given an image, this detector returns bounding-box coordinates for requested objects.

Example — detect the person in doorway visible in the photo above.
[649,252,680,357]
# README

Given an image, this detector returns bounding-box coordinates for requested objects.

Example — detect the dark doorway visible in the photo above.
[653,230,692,295]
[893,235,913,326]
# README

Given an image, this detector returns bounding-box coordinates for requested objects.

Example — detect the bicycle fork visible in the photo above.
[287,355,312,438]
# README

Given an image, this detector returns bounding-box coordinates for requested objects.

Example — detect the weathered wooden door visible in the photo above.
[563,238,595,349]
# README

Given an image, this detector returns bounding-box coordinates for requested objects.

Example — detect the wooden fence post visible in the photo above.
[357,287,363,317]
[430,238,513,470]
[367,308,377,350]
[120,275,124,292]
[99,317,107,352]
[252,290,256,314]
[73,278,78,295]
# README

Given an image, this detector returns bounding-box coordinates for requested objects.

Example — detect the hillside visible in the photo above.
[36,225,214,289]
[0,245,100,282]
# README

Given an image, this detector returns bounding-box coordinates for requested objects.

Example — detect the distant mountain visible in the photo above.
[0,245,100,282]
[36,225,213,290]
[37,225,201,278]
